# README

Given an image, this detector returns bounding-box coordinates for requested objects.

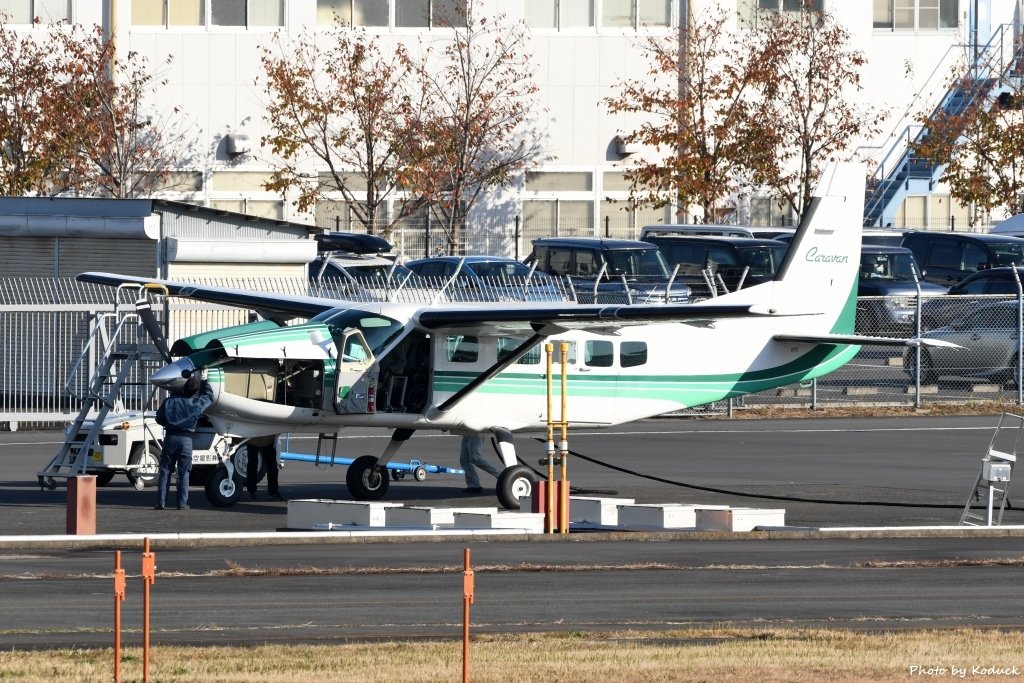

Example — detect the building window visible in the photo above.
[523,200,595,238]
[873,0,957,31]
[525,0,595,29]
[738,0,823,29]
[395,0,467,28]
[131,0,284,28]
[317,0,389,26]
[602,0,671,28]
[0,0,70,23]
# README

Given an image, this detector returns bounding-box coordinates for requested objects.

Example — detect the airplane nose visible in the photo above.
[150,358,196,391]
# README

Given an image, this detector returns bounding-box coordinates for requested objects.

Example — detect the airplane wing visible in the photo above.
[774,333,962,349]
[77,272,336,321]
[415,302,772,335]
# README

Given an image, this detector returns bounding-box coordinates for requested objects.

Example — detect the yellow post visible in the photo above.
[544,343,555,534]
[559,341,569,534]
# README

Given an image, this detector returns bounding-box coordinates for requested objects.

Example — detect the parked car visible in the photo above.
[771,228,905,247]
[856,245,945,334]
[524,237,691,303]
[920,266,1024,329]
[640,224,796,240]
[642,235,788,294]
[901,231,1024,286]
[404,256,567,301]
[905,301,1022,386]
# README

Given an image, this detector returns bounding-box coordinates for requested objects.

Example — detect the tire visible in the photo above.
[204,466,243,507]
[231,448,266,483]
[907,350,939,385]
[496,465,539,510]
[346,455,390,500]
[127,443,160,491]
[93,470,116,487]
[413,466,427,482]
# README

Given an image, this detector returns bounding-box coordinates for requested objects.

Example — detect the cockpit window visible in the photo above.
[309,309,404,355]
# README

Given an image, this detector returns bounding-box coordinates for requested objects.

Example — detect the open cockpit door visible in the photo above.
[334,329,379,414]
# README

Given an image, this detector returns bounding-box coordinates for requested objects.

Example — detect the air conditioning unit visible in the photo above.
[225,133,250,156]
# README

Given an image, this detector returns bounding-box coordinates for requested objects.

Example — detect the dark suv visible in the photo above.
[901,231,1024,286]
[642,235,788,294]
[855,245,945,334]
[524,237,690,303]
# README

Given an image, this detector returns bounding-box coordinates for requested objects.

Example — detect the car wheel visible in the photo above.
[908,350,939,385]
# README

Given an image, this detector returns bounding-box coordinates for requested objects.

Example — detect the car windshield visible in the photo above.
[605,248,669,278]
[735,245,788,276]
[308,309,405,355]
[859,252,918,281]
[469,261,532,278]
[990,243,1024,266]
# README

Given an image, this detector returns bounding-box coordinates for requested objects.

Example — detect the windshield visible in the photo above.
[605,248,669,278]
[344,263,413,279]
[308,309,405,355]
[990,242,1024,266]
[859,252,919,281]
[735,245,788,276]
[469,260,532,278]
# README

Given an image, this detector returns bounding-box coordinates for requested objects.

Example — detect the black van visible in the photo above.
[642,235,788,293]
[524,237,691,303]
[901,231,1024,286]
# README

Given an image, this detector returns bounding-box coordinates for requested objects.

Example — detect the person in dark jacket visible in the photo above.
[154,374,215,510]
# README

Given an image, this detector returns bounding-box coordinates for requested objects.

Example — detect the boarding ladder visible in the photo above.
[959,412,1021,526]
[37,283,172,490]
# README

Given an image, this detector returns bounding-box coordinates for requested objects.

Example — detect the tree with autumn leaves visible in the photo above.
[260,5,546,252]
[0,17,187,198]
[606,4,880,224]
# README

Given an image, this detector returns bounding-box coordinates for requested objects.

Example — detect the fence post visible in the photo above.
[514,215,521,260]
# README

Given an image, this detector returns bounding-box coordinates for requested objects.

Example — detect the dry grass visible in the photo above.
[2,629,1024,682]
[723,400,1021,420]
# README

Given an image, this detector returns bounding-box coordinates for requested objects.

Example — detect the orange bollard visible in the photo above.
[113,550,125,683]
[141,538,156,683]
[462,547,474,683]
[66,475,97,535]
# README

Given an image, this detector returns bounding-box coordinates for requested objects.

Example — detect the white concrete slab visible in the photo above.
[696,507,786,532]
[617,504,727,530]
[571,496,636,526]
[385,506,495,529]
[453,510,544,533]
[286,499,403,529]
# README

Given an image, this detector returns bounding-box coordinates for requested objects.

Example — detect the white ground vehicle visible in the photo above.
[69,411,264,490]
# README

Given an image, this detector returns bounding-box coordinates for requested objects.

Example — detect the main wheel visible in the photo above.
[205,466,243,507]
[93,470,117,487]
[231,447,266,483]
[127,443,160,491]
[346,455,390,500]
[496,465,539,510]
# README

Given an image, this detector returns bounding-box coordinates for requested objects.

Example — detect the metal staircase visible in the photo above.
[959,412,1021,526]
[864,23,1024,227]
[37,284,171,489]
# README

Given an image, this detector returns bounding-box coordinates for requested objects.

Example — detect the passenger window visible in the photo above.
[547,248,572,276]
[927,242,959,269]
[584,340,613,367]
[498,337,541,365]
[575,250,600,277]
[552,341,577,364]
[707,246,738,268]
[446,335,479,363]
[620,341,648,368]
[962,243,988,271]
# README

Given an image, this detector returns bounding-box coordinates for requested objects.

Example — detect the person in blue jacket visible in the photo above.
[154,373,215,510]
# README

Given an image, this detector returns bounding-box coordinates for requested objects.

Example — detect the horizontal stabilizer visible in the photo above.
[774,334,963,349]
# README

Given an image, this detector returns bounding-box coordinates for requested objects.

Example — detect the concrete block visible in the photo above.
[385,506,492,528]
[696,507,786,532]
[971,384,1001,393]
[843,386,878,396]
[887,356,904,367]
[286,499,403,529]
[571,496,635,526]
[905,384,938,394]
[453,510,542,532]
[617,504,727,530]
[775,388,811,397]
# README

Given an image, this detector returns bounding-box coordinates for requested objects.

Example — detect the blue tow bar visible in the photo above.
[279,451,465,476]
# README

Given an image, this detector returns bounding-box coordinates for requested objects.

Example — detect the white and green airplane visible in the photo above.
[79,162,953,509]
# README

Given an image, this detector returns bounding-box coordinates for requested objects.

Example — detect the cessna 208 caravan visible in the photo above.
[79,163,953,509]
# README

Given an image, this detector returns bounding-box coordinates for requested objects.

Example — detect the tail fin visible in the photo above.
[765,162,865,332]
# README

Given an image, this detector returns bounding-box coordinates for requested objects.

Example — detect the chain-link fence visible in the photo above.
[3,278,1024,426]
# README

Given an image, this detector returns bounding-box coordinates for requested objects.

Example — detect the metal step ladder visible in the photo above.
[37,284,171,489]
[959,412,1021,526]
